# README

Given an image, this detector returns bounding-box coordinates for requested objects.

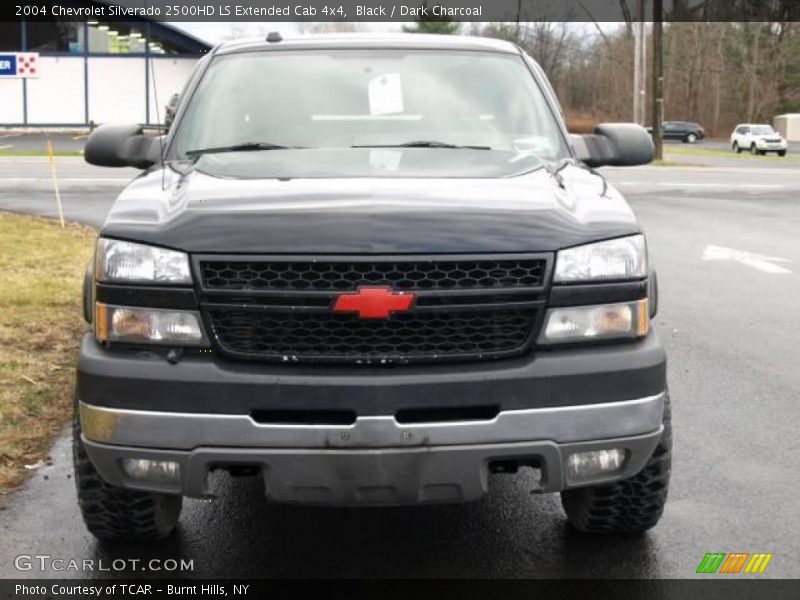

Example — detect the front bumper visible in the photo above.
[77,331,666,416]
[756,141,787,150]
[80,392,665,505]
[77,330,667,505]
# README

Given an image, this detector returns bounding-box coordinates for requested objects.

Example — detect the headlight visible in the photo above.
[95,303,206,345]
[96,238,191,284]
[554,235,647,283]
[538,299,649,344]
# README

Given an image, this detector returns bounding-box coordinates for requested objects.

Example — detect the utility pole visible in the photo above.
[652,0,664,160]
[632,0,647,124]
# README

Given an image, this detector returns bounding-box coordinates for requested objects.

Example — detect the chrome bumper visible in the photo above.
[79,393,666,505]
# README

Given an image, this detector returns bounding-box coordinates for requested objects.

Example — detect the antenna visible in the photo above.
[148,33,167,190]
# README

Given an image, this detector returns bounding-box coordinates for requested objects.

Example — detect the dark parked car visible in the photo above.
[78,34,669,541]
[649,121,705,143]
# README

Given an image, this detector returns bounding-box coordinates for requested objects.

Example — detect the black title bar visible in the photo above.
[5,0,800,22]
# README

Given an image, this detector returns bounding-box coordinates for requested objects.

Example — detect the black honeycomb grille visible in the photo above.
[199,258,546,291]
[207,308,537,363]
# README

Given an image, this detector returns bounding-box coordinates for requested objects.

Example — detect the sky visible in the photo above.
[173,22,620,44]
[173,22,406,44]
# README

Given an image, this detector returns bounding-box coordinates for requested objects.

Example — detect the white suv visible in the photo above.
[731,124,788,156]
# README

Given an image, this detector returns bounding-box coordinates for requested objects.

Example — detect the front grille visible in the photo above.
[197,255,550,365]
[200,258,546,291]
[208,308,537,363]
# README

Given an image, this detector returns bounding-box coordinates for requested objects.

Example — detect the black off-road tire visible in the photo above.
[561,394,672,535]
[73,397,182,541]
[778,150,786,157]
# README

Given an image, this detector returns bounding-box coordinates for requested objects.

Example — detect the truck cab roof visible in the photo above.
[213,33,522,56]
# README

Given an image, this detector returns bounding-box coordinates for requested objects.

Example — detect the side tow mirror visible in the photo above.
[84,124,164,169]
[571,123,654,168]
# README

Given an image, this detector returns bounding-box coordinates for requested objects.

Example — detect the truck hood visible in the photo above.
[101,160,639,254]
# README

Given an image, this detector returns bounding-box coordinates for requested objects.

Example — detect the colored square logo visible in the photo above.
[697,552,773,574]
[17,53,37,76]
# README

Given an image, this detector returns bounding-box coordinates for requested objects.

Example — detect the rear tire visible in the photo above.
[686,133,697,144]
[732,142,741,153]
[561,393,672,535]
[73,395,182,541]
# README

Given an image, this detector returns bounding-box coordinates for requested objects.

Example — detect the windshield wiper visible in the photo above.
[352,141,491,150]
[185,142,302,157]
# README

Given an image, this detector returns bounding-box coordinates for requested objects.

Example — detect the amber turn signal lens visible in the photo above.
[94,303,206,345]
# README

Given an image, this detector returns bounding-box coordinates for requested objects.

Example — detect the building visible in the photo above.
[0,16,210,127]
[773,114,800,143]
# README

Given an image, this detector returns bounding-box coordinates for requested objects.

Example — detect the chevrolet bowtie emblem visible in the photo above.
[332,286,416,319]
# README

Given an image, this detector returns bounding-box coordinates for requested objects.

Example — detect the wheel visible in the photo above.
[561,393,672,534]
[750,144,759,155]
[686,133,697,144]
[732,142,741,154]
[778,150,786,157]
[73,394,182,541]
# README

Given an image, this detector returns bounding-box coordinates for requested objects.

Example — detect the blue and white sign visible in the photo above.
[0,53,39,78]
[0,55,16,77]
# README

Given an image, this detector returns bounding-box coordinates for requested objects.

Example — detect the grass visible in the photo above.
[665,145,799,161]
[0,150,83,157]
[0,212,95,495]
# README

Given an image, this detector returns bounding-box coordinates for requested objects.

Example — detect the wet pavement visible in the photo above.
[1,160,799,579]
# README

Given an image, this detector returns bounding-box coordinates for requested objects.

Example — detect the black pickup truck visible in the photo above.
[76,33,670,541]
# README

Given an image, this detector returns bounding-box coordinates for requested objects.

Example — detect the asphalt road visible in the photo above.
[1,157,799,579]
[0,132,89,154]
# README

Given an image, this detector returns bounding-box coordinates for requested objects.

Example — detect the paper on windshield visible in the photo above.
[368,73,404,116]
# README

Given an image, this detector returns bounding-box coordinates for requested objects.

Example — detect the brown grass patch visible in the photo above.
[0,212,95,494]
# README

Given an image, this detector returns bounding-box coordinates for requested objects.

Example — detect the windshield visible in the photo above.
[170,49,569,176]
[751,125,776,135]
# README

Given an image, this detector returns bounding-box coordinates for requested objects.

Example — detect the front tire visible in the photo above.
[561,394,672,534]
[73,395,182,541]
[750,144,759,155]
[778,150,786,157]
[686,133,697,144]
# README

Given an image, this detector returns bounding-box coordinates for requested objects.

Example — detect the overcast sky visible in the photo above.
[173,22,619,44]
[173,22,405,43]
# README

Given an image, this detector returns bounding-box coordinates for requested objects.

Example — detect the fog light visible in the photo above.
[566,449,626,481]
[121,458,181,482]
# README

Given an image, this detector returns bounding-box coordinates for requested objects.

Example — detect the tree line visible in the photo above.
[231,19,800,137]
[406,20,800,136]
